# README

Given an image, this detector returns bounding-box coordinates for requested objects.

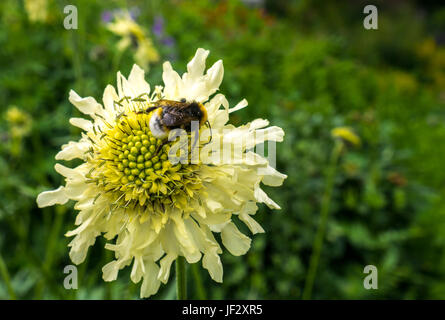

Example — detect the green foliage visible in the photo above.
[0,0,444,299]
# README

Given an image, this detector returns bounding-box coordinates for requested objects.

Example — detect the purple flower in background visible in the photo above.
[101,10,113,23]
[101,7,140,25]
[162,36,175,48]
[153,15,164,38]
[151,14,177,60]
[128,7,140,20]
[152,15,176,48]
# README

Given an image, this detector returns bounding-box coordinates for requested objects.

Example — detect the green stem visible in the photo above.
[176,256,187,300]
[0,251,16,300]
[302,141,343,300]
[35,207,66,299]
[104,249,113,300]
[191,263,206,299]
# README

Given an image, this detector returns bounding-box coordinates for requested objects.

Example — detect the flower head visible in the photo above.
[101,10,114,23]
[24,0,49,23]
[5,106,32,138]
[107,11,159,70]
[37,49,286,298]
[152,15,177,60]
[152,16,164,38]
[331,126,361,147]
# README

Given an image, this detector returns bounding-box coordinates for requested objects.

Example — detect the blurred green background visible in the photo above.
[1,0,445,299]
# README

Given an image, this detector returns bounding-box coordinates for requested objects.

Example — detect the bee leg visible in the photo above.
[202,120,213,146]
[136,106,159,115]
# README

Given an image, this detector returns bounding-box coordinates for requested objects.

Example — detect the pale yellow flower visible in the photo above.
[5,106,32,138]
[107,11,159,70]
[24,0,49,23]
[36,48,286,298]
[331,127,361,147]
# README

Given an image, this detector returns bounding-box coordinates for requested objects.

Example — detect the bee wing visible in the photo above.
[153,100,200,127]
[162,108,194,127]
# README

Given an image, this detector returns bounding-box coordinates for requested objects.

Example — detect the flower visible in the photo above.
[101,10,114,24]
[331,127,361,147]
[101,7,140,24]
[152,16,165,38]
[5,106,32,138]
[24,0,49,23]
[107,11,159,70]
[36,48,286,298]
[151,15,177,61]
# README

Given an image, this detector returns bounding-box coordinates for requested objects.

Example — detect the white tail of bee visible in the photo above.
[149,111,169,139]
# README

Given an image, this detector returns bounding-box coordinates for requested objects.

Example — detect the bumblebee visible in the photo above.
[139,98,211,141]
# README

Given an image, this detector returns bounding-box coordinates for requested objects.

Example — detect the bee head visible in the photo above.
[189,102,208,126]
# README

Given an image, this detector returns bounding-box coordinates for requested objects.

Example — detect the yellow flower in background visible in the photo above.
[416,38,445,91]
[36,48,286,298]
[331,126,361,147]
[416,38,436,59]
[391,71,418,93]
[24,0,49,23]
[107,11,160,70]
[5,106,32,138]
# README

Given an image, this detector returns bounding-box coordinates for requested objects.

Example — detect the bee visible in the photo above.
[138,98,212,142]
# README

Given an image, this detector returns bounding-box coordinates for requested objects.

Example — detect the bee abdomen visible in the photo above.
[149,109,169,139]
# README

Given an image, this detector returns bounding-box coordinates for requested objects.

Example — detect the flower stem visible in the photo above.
[176,256,187,300]
[0,251,16,300]
[191,263,206,299]
[35,206,66,299]
[302,141,343,300]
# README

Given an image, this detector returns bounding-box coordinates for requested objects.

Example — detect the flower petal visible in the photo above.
[140,260,161,298]
[221,222,251,256]
[229,99,248,114]
[69,90,105,119]
[260,165,288,187]
[128,64,151,97]
[202,248,223,282]
[55,141,89,161]
[184,48,209,82]
[102,260,120,282]
[255,188,281,209]
[102,85,120,114]
[162,61,183,100]
[36,186,69,208]
[158,253,177,284]
[204,60,224,96]
[69,118,93,132]
[130,256,145,283]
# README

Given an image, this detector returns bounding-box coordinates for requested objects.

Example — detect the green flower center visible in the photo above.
[116,129,174,189]
[85,110,201,209]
